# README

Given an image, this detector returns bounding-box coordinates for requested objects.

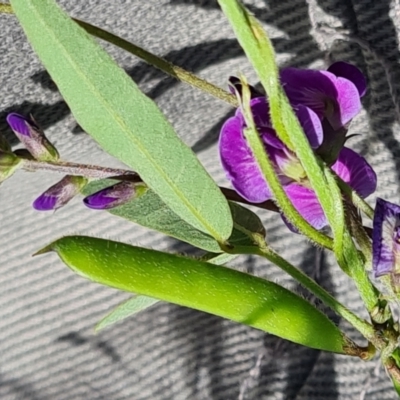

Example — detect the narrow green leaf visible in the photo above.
[11,0,233,242]
[38,235,351,354]
[95,252,238,331]
[95,295,160,332]
[83,180,264,251]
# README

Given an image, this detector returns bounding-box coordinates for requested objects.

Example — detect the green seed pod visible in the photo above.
[37,235,354,354]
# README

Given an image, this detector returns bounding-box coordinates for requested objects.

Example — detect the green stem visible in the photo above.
[75,20,238,107]
[347,204,372,267]
[230,242,376,342]
[0,3,11,13]
[1,3,237,107]
[238,79,333,250]
[337,175,375,219]
[22,159,140,180]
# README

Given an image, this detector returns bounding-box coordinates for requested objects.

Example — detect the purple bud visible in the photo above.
[372,198,400,277]
[0,150,22,184]
[83,181,136,210]
[7,113,59,161]
[33,175,88,211]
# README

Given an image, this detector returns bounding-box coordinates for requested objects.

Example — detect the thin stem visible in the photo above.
[336,175,375,219]
[347,204,372,267]
[22,159,141,180]
[76,20,238,107]
[0,3,238,107]
[0,3,11,13]
[21,158,281,212]
[239,78,333,250]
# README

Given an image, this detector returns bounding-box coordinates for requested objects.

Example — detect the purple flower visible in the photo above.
[280,62,366,130]
[219,96,377,230]
[372,198,400,277]
[83,181,136,210]
[6,113,59,161]
[33,175,88,211]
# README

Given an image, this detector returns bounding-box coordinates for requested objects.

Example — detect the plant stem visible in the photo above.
[22,159,140,180]
[76,20,238,107]
[238,77,333,250]
[336,175,375,219]
[0,3,238,107]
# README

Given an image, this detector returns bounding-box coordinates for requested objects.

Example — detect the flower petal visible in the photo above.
[235,97,272,129]
[219,116,272,202]
[83,181,136,210]
[284,183,327,230]
[33,193,58,211]
[327,61,367,97]
[294,105,323,148]
[33,175,87,211]
[331,147,377,198]
[372,198,400,277]
[280,68,361,130]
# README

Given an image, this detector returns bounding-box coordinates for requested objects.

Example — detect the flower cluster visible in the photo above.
[4,113,137,211]
[219,62,377,230]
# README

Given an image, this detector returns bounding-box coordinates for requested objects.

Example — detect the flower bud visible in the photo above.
[0,150,22,184]
[83,181,137,210]
[7,113,59,161]
[33,175,88,211]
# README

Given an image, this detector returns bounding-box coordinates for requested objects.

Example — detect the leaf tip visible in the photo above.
[32,241,57,257]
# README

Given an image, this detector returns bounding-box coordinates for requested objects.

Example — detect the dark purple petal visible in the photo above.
[228,76,263,99]
[32,175,87,211]
[83,181,136,210]
[219,116,272,203]
[261,127,285,149]
[235,97,272,129]
[284,184,328,230]
[329,76,362,129]
[294,105,323,148]
[6,113,37,137]
[280,68,361,130]
[327,62,367,97]
[280,68,335,118]
[33,194,58,211]
[372,198,400,277]
[6,113,59,161]
[331,147,377,198]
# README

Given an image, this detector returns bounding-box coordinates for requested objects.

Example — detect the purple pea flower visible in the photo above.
[6,113,59,161]
[33,175,88,211]
[372,198,400,277]
[83,181,136,210]
[219,96,377,230]
[280,61,366,130]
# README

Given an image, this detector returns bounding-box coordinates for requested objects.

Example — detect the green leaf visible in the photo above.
[82,180,264,251]
[11,0,233,242]
[95,252,238,331]
[38,235,350,353]
[95,295,160,332]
